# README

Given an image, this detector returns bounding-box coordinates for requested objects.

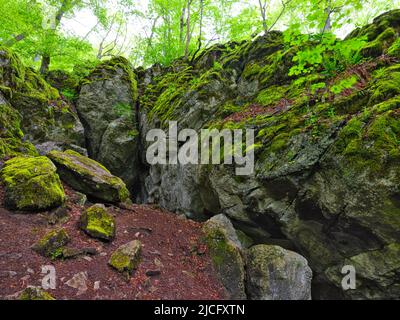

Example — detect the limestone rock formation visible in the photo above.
[76,57,140,191]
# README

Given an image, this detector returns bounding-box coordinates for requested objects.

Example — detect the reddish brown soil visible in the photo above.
[0,184,226,300]
[224,99,292,123]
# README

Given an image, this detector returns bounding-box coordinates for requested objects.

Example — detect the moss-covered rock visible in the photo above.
[0,156,65,211]
[19,286,55,300]
[79,204,115,241]
[32,228,70,259]
[0,46,85,149]
[246,245,313,300]
[202,214,246,299]
[48,149,130,204]
[108,240,142,277]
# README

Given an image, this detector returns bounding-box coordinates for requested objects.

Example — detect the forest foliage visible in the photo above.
[0,0,398,74]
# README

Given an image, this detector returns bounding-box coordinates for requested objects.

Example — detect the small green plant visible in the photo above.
[113,102,133,117]
[61,89,77,101]
[330,75,358,95]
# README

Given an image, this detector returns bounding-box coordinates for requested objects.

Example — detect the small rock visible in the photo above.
[19,286,55,300]
[31,228,70,259]
[27,268,34,274]
[79,204,116,241]
[146,269,161,277]
[65,272,88,296]
[0,271,17,278]
[82,256,93,262]
[94,281,100,290]
[154,258,164,268]
[108,240,142,278]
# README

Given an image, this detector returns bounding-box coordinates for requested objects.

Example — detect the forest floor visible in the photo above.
[0,184,226,300]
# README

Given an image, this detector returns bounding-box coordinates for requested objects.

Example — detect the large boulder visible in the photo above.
[202,214,246,299]
[0,156,65,211]
[246,245,312,300]
[76,57,140,191]
[48,149,130,204]
[79,204,115,241]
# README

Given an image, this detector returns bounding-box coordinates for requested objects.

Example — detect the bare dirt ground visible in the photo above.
[0,184,226,300]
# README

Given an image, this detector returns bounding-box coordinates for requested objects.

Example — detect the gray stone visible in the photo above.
[246,245,312,300]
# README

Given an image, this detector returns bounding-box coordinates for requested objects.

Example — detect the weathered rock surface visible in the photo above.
[0,156,65,211]
[202,214,246,299]
[108,240,142,277]
[76,57,140,191]
[246,244,312,300]
[48,149,130,204]
[79,204,116,241]
[32,228,70,259]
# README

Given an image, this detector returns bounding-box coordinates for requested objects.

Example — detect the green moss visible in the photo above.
[32,228,70,259]
[256,85,287,106]
[82,56,138,102]
[19,287,55,300]
[0,156,65,211]
[80,204,115,241]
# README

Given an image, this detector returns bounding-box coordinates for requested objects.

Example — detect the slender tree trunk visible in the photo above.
[39,55,51,75]
[40,0,67,74]
[258,0,268,34]
[184,0,192,60]
[322,1,332,33]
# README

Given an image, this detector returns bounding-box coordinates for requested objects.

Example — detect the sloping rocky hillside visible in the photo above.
[1,10,400,300]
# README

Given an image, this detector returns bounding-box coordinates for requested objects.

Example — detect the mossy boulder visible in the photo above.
[108,240,142,277]
[19,286,55,300]
[202,214,246,299]
[48,149,130,204]
[79,204,115,241]
[32,228,70,259]
[246,245,312,300]
[0,156,65,211]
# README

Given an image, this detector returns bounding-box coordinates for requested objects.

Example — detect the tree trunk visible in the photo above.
[40,55,51,75]
[258,0,268,34]
[39,0,67,74]
[184,0,192,60]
